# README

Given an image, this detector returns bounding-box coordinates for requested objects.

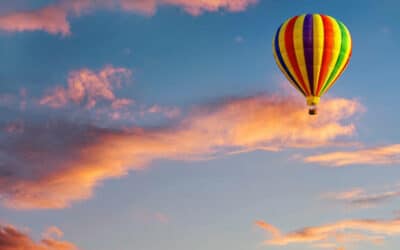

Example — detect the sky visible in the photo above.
[0,1,399,250]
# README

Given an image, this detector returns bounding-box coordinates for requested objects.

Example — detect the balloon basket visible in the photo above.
[308,105,317,115]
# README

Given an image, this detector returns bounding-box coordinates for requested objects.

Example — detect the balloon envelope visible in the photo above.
[273,14,352,113]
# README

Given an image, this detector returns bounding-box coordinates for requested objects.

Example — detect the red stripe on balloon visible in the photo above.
[284,16,310,95]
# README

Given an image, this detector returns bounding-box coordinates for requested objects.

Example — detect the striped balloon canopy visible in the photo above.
[273,14,352,115]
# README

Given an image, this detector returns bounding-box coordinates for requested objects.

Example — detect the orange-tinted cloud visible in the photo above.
[0,93,362,209]
[255,221,281,238]
[0,224,78,250]
[0,0,257,35]
[0,5,70,35]
[256,217,399,249]
[304,144,400,167]
[40,65,132,109]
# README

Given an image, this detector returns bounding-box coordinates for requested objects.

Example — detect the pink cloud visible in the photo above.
[0,94,362,209]
[39,86,69,108]
[0,5,70,35]
[40,65,133,109]
[112,98,134,110]
[36,65,179,124]
[3,120,24,134]
[158,0,258,15]
[0,224,78,250]
[154,212,170,223]
[144,105,181,118]
[118,0,158,15]
[0,0,258,35]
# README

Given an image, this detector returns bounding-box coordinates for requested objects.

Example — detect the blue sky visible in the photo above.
[0,1,400,250]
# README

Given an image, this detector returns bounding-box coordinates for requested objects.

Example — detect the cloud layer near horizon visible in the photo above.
[304,144,400,167]
[0,224,78,250]
[0,0,258,35]
[323,184,400,208]
[256,217,400,250]
[0,88,362,209]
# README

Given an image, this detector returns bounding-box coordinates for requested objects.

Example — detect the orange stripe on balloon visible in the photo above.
[284,16,310,95]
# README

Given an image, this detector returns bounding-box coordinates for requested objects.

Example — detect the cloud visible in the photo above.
[155,0,258,16]
[255,221,281,238]
[40,65,133,109]
[1,65,177,125]
[256,217,400,249]
[304,144,400,167]
[327,188,365,200]
[42,226,64,239]
[70,0,258,15]
[2,120,24,134]
[0,89,28,109]
[0,223,78,250]
[134,210,170,224]
[0,5,70,36]
[0,0,257,35]
[142,105,181,119]
[111,98,134,110]
[0,92,362,209]
[323,184,400,208]
[0,94,15,107]
[154,212,170,223]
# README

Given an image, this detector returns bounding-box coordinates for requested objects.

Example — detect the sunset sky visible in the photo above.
[0,1,400,250]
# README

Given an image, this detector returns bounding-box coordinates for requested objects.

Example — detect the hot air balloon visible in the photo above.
[273,14,352,115]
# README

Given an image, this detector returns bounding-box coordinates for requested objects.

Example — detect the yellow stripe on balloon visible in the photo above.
[312,14,324,96]
[293,15,311,95]
[272,39,304,94]
[278,19,308,95]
